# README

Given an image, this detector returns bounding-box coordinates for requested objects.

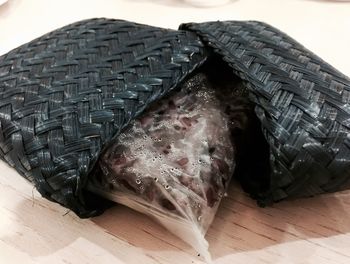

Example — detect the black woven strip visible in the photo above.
[0,18,207,217]
[180,21,350,204]
[3,18,350,216]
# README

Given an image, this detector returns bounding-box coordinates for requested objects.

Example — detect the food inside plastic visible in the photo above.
[88,72,245,261]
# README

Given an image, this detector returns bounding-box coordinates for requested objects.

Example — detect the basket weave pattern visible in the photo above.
[1,18,350,216]
[181,21,350,204]
[0,18,206,216]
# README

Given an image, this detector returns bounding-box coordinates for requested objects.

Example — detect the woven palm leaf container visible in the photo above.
[1,18,350,218]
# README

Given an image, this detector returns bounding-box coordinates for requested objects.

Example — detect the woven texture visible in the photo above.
[0,18,206,217]
[1,18,350,217]
[181,21,350,205]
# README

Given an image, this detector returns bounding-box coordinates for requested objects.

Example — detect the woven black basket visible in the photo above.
[1,18,350,217]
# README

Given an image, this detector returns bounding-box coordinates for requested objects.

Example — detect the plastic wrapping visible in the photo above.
[88,73,237,261]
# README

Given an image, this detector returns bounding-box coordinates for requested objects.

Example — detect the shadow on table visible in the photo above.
[3,181,350,263]
[0,0,20,17]
[208,183,350,260]
[1,188,198,263]
[120,0,237,8]
[93,182,350,261]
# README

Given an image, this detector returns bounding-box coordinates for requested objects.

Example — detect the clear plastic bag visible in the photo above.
[88,73,236,261]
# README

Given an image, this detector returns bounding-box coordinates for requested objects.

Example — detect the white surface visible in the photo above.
[1,0,350,76]
[1,0,350,264]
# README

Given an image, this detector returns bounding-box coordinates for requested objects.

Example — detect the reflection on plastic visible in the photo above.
[88,73,237,262]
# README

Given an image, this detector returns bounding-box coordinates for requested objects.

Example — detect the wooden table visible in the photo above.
[1,0,350,263]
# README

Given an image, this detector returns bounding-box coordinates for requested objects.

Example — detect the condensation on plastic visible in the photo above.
[88,73,236,262]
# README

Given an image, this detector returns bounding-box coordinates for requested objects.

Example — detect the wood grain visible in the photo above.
[2,157,350,264]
